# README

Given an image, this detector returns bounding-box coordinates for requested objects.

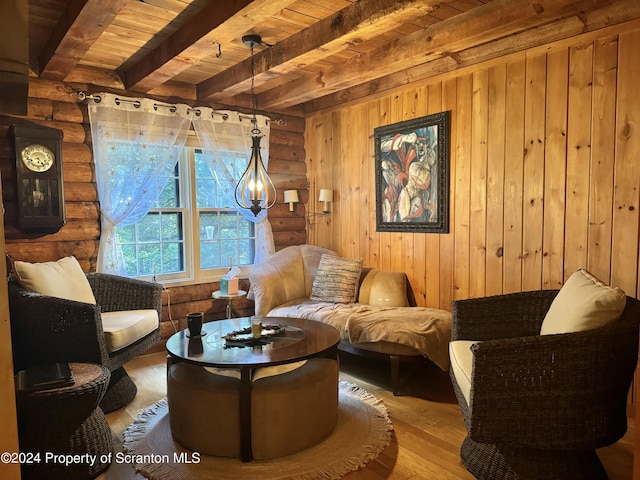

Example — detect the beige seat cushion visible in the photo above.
[101,309,159,353]
[203,361,308,381]
[540,268,626,335]
[14,256,96,304]
[203,367,242,380]
[252,360,307,381]
[449,340,478,407]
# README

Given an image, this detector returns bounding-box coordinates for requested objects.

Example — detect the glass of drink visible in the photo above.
[251,317,262,338]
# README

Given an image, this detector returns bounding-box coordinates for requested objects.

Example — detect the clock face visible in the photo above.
[21,144,55,172]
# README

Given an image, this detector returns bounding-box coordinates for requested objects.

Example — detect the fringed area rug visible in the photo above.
[123,380,393,480]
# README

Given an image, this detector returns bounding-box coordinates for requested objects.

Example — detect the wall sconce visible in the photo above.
[307,184,334,228]
[283,189,299,212]
[318,189,333,213]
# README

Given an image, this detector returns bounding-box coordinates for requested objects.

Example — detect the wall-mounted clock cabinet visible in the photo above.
[11,125,66,233]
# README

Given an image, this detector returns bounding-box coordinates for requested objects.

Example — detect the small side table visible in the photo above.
[212,289,247,318]
[15,363,113,480]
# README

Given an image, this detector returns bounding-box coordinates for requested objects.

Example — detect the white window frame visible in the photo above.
[121,134,255,286]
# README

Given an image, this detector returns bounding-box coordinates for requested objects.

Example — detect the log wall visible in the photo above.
[0,78,306,349]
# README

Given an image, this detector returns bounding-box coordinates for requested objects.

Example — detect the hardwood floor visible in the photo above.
[97,351,635,480]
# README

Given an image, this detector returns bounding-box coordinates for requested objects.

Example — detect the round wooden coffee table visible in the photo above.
[166,316,340,461]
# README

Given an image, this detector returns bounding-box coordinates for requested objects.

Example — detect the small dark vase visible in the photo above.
[187,312,204,337]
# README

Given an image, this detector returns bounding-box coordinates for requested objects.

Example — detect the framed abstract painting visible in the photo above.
[374,111,450,233]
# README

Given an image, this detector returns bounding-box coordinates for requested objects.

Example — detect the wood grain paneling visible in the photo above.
[588,35,617,283]
[416,85,430,305]
[485,64,506,296]
[612,29,640,297]
[542,49,568,290]
[453,74,472,300]
[522,53,545,292]
[470,70,488,299]
[439,78,457,310]
[502,58,525,294]
[305,22,640,312]
[564,41,593,280]
[421,85,436,306]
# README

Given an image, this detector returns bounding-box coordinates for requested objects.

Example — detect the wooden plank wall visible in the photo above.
[0,77,306,347]
[306,23,640,311]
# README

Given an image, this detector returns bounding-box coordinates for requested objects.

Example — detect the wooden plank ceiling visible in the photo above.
[27,0,640,115]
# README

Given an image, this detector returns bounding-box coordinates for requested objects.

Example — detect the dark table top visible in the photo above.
[166,316,340,369]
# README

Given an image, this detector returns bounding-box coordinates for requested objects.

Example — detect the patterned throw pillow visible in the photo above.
[310,254,363,304]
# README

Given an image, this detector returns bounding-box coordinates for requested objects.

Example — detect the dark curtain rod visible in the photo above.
[76,90,278,124]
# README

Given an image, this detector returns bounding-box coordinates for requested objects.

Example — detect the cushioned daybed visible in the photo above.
[249,245,452,392]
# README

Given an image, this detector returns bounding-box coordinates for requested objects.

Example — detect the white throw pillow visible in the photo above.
[14,256,97,305]
[540,268,625,335]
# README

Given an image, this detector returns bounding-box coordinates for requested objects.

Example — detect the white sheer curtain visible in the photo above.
[89,93,192,274]
[192,108,275,264]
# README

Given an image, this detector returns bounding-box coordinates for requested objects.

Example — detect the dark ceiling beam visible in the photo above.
[256,0,609,110]
[39,0,128,81]
[197,0,448,102]
[121,0,299,92]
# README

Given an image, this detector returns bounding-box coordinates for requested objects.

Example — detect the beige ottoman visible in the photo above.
[252,357,339,459]
[167,362,241,457]
[167,357,338,459]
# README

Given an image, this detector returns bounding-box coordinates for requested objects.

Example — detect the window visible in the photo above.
[195,148,255,270]
[116,146,255,284]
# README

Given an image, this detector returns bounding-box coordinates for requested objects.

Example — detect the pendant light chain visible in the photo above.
[250,43,259,134]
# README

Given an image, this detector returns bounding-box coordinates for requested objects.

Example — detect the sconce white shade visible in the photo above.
[319,189,333,202]
[284,189,299,211]
[319,188,333,213]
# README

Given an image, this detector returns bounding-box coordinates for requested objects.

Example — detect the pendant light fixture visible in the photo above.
[234,34,276,216]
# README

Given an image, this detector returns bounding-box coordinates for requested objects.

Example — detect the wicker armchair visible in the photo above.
[9,273,162,412]
[449,290,640,480]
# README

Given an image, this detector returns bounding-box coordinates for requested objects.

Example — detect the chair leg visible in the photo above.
[100,367,138,413]
[461,436,608,480]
